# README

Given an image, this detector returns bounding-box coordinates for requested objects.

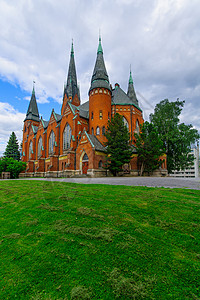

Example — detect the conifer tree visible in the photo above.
[105,113,133,176]
[4,132,20,161]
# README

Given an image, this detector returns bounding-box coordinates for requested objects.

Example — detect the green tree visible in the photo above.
[105,113,133,176]
[0,157,26,178]
[135,121,165,176]
[4,132,20,161]
[150,99,199,173]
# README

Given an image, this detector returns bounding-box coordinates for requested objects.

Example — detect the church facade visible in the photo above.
[21,38,167,177]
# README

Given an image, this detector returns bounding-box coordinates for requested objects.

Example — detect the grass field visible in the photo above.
[0,180,200,299]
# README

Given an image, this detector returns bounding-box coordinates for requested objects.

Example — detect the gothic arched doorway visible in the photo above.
[82,152,89,174]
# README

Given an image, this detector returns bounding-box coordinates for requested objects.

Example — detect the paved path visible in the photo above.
[15,177,200,190]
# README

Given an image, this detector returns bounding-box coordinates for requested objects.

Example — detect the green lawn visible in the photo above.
[0,180,200,299]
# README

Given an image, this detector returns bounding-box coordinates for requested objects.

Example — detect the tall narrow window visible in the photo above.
[38,136,43,158]
[29,140,33,160]
[123,116,129,130]
[136,120,139,134]
[49,130,55,155]
[63,123,72,150]
[91,112,93,120]
[102,126,106,135]
[92,127,94,135]
[96,126,100,135]
[99,110,103,119]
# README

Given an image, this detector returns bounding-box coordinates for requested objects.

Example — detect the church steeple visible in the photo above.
[89,36,111,93]
[127,68,139,106]
[64,41,80,101]
[24,84,40,122]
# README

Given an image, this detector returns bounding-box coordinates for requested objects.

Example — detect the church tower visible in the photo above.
[61,41,80,114]
[89,36,111,144]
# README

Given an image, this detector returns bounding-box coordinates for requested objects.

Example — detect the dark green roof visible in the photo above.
[86,133,105,152]
[89,37,111,93]
[77,101,89,119]
[24,87,40,122]
[112,85,142,112]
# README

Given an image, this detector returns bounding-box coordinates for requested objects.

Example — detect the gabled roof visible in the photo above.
[41,119,49,129]
[112,85,142,112]
[53,112,62,122]
[89,37,111,93]
[68,103,77,115]
[24,87,40,122]
[78,101,89,119]
[31,124,38,134]
[85,132,106,152]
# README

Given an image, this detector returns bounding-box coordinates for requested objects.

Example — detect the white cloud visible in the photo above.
[0,102,25,156]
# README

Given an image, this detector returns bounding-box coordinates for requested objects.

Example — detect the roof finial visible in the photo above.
[32,80,35,95]
[71,39,74,56]
[97,30,103,54]
[129,66,133,84]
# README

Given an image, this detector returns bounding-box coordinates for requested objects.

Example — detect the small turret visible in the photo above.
[127,68,139,106]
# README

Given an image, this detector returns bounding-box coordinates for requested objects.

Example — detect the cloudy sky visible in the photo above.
[0,0,200,155]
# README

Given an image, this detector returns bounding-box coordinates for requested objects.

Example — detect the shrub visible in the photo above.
[0,157,26,178]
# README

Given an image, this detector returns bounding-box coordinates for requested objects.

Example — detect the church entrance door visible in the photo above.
[82,153,89,175]
[82,161,89,174]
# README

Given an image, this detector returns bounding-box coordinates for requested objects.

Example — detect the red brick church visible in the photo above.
[21,37,167,177]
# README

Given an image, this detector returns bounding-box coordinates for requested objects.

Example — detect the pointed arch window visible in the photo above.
[63,123,72,150]
[102,126,106,136]
[123,116,129,130]
[136,120,139,134]
[38,136,43,158]
[92,127,94,135]
[29,140,33,160]
[96,126,100,135]
[49,130,55,155]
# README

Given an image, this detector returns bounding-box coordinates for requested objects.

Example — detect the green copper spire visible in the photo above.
[129,70,133,85]
[89,36,111,93]
[97,35,103,54]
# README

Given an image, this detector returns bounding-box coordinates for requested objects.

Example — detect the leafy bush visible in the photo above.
[0,157,26,178]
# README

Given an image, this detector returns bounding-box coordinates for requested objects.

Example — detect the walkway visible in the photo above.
[16,177,200,190]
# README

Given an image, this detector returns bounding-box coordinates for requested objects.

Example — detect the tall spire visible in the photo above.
[24,84,40,122]
[89,36,111,93]
[127,68,139,106]
[64,40,80,100]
